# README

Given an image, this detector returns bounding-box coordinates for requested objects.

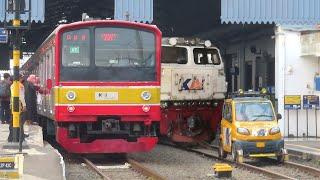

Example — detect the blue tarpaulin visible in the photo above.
[114,0,153,23]
[0,0,45,22]
[221,0,320,25]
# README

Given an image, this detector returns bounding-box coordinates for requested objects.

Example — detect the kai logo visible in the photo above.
[178,76,205,91]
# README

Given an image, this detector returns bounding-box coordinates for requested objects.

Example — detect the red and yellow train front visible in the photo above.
[54,21,161,153]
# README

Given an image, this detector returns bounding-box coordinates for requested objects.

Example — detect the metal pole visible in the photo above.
[12,0,21,147]
[287,110,289,137]
[306,109,309,137]
[316,109,318,138]
[296,110,298,137]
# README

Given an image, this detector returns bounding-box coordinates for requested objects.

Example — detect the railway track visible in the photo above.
[200,142,320,179]
[83,156,165,180]
[161,141,320,179]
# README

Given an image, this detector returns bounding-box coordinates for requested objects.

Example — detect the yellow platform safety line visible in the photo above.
[0,154,24,179]
[249,153,276,158]
[56,87,160,104]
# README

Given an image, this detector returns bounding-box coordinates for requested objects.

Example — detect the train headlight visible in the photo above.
[66,91,76,101]
[142,105,151,112]
[269,127,280,135]
[141,91,151,101]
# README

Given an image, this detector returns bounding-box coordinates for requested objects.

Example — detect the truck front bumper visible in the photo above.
[233,139,284,157]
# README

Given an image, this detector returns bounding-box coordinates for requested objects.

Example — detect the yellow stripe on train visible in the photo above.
[55,86,160,104]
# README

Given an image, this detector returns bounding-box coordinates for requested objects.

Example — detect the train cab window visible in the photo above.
[194,48,221,65]
[93,27,156,81]
[62,29,90,67]
[95,27,155,67]
[162,47,187,64]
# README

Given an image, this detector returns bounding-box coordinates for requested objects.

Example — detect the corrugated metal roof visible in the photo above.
[221,0,320,25]
[0,0,45,23]
[114,0,153,23]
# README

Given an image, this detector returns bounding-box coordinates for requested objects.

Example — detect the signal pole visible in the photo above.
[12,0,22,148]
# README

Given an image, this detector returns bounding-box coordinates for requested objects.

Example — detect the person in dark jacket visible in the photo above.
[0,73,12,124]
[24,74,38,124]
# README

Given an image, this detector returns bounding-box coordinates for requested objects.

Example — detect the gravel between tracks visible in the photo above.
[289,156,320,170]
[65,155,103,180]
[129,144,267,180]
[44,140,102,180]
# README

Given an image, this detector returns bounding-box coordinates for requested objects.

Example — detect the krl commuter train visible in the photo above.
[21,20,162,153]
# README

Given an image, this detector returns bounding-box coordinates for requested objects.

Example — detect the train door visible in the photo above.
[220,102,233,152]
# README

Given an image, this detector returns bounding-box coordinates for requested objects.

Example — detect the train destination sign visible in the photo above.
[284,95,301,110]
[303,95,319,109]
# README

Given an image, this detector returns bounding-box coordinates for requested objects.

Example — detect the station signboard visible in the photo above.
[303,95,319,109]
[0,28,7,43]
[284,95,301,110]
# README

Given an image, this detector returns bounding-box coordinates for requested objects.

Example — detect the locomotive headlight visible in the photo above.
[269,127,280,135]
[141,91,151,101]
[142,105,151,112]
[169,38,177,46]
[204,40,212,47]
[66,91,76,101]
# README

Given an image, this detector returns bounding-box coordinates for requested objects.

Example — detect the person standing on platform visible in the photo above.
[0,73,12,124]
[24,74,38,125]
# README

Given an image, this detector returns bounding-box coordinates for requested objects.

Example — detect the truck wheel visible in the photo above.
[218,140,227,159]
[277,155,285,163]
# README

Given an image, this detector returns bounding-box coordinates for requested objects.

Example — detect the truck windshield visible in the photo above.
[235,102,275,121]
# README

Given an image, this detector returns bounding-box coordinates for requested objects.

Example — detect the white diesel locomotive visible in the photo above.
[160,37,227,143]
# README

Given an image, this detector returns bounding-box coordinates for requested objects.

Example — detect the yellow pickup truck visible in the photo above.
[218,91,287,163]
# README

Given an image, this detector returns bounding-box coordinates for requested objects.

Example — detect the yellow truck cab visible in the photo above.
[218,91,287,163]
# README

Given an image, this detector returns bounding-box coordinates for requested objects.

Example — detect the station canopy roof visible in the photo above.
[114,0,153,23]
[221,0,320,25]
[0,0,45,23]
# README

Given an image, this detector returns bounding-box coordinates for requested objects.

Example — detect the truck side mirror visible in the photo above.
[276,113,282,120]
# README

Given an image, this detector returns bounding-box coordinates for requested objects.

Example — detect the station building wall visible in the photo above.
[276,27,320,138]
[224,27,320,138]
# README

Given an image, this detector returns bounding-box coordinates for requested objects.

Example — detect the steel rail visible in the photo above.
[83,157,165,180]
[82,157,112,180]
[284,161,320,177]
[160,142,294,179]
[127,158,166,180]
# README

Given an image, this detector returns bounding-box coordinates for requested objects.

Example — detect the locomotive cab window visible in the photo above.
[162,47,188,64]
[62,29,90,67]
[194,48,221,65]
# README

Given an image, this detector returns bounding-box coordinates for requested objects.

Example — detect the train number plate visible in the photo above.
[95,92,118,100]
[256,142,265,148]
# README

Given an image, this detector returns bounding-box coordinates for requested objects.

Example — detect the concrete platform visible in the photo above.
[0,124,65,180]
[285,138,320,160]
